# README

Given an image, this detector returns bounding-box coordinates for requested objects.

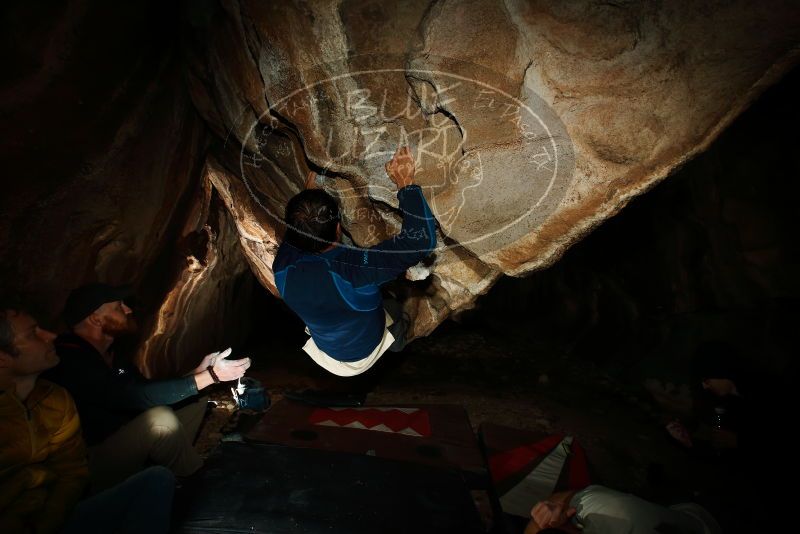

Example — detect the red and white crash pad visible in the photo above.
[480,423,591,517]
[309,406,432,437]
[246,400,486,475]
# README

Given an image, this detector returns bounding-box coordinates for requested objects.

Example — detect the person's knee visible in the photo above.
[141,465,175,481]
[143,405,182,437]
[138,466,176,493]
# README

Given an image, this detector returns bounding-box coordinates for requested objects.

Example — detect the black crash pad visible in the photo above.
[176,442,486,534]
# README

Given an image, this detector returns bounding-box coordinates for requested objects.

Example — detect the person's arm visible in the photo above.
[341,146,438,286]
[192,356,250,390]
[31,389,89,534]
[117,374,200,410]
[61,348,250,412]
[523,518,542,534]
[525,490,579,534]
[0,392,38,533]
[0,465,36,533]
[119,350,251,410]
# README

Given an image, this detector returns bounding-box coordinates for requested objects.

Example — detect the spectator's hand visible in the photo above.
[666,419,693,448]
[711,428,738,449]
[531,500,576,529]
[211,350,251,382]
[305,171,319,190]
[385,145,415,189]
[191,348,232,376]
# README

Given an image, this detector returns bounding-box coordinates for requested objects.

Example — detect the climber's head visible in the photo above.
[284,189,342,253]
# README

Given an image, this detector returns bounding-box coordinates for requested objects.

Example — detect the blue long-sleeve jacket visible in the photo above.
[273,184,437,361]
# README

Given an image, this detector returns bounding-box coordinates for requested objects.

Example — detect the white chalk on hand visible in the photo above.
[405,262,431,281]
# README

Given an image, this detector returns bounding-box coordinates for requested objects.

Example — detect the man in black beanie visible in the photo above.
[47,283,251,491]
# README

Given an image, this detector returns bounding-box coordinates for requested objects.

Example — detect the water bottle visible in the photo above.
[232,377,269,411]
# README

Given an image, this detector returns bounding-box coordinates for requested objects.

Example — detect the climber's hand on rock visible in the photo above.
[385,145,415,189]
[305,171,319,189]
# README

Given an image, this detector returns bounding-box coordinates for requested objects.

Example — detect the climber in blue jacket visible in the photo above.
[272,146,437,376]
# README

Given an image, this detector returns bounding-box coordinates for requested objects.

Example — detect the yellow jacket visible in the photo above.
[0,379,89,534]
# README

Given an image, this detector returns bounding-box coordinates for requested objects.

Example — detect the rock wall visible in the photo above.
[183,0,800,338]
[0,1,253,373]
[136,177,254,379]
[0,2,203,313]
[465,64,800,406]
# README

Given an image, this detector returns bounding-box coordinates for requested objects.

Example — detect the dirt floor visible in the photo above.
[195,318,738,531]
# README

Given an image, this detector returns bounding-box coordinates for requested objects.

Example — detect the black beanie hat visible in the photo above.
[63,283,131,328]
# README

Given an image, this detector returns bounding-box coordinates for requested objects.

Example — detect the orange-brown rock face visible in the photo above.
[137,175,254,379]
[184,0,800,337]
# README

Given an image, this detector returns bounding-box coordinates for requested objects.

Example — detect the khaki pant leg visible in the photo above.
[174,395,208,444]
[89,405,204,492]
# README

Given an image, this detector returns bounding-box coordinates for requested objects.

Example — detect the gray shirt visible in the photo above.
[569,485,720,534]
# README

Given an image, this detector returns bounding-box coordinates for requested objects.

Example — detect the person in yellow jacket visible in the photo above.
[1,305,177,534]
[0,307,88,533]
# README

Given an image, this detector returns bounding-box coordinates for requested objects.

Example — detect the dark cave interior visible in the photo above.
[1,2,799,533]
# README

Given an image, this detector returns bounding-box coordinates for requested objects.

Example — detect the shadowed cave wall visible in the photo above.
[463,66,800,404]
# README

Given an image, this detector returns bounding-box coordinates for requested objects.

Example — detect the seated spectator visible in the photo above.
[46,283,251,491]
[1,306,86,533]
[1,305,174,534]
[525,485,720,534]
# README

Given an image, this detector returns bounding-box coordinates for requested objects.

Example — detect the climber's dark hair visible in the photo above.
[284,189,341,253]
